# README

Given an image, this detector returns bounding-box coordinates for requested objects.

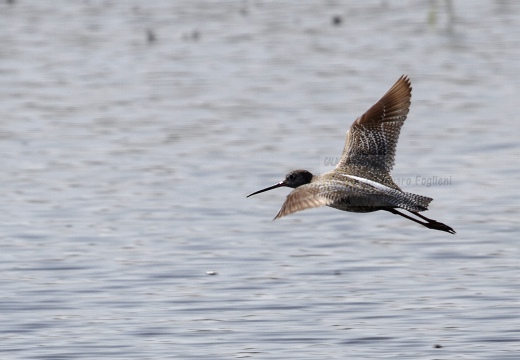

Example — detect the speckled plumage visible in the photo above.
[248,76,455,234]
[275,170,431,219]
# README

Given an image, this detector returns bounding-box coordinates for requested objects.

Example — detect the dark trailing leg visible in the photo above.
[385,209,456,234]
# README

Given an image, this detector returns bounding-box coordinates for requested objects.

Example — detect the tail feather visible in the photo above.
[400,192,432,212]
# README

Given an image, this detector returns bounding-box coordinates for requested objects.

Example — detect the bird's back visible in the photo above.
[313,171,432,213]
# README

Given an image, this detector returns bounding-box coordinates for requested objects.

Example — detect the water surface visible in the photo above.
[0,1,519,359]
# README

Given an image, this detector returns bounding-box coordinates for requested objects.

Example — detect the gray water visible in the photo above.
[1,1,519,359]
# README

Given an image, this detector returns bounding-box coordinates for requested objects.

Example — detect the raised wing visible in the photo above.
[336,75,412,176]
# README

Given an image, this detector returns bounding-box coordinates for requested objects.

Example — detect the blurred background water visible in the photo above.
[0,1,519,359]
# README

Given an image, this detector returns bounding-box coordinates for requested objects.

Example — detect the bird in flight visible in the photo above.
[247,76,455,234]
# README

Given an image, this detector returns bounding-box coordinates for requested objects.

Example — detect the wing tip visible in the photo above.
[394,74,412,96]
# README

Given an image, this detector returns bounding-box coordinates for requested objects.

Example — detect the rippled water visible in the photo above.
[1,1,519,359]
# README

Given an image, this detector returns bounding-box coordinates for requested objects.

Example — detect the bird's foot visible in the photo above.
[424,219,456,234]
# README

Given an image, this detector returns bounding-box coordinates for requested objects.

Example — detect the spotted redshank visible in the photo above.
[247,76,455,234]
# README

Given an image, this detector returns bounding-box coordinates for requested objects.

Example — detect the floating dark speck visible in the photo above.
[147,29,156,43]
[332,15,342,26]
[182,30,200,41]
[433,344,443,348]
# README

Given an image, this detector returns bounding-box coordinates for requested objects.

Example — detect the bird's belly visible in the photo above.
[329,196,392,213]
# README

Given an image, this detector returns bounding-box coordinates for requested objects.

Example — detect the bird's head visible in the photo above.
[247,169,313,197]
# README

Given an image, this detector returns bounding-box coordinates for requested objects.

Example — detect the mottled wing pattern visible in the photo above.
[336,75,412,175]
[274,183,341,219]
[274,175,433,219]
[341,174,432,212]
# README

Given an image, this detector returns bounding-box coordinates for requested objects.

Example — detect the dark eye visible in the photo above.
[288,174,295,181]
